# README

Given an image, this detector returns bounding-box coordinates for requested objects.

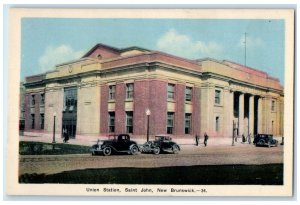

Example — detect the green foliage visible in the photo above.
[19,141,90,155]
[19,164,283,185]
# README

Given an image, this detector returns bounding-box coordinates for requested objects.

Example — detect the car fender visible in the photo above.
[102,144,118,152]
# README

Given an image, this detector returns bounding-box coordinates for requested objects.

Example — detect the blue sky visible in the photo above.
[21,18,285,84]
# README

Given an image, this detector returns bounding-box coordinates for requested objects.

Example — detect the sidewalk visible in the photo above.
[20,132,283,147]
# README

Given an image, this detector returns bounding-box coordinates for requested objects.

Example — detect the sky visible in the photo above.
[21,18,285,84]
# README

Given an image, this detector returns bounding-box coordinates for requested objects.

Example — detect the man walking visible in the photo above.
[195,134,200,146]
[204,132,209,147]
[248,133,252,144]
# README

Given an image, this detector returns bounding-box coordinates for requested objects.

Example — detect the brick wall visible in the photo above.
[115,83,126,133]
[24,93,43,131]
[100,85,108,134]
[149,80,167,135]
[133,80,149,135]
[192,86,201,135]
[175,84,185,136]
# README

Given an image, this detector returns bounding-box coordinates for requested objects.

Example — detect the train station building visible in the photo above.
[23,43,284,141]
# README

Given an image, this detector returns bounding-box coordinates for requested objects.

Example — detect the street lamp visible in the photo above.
[52,112,56,143]
[232,120,235,146]
[146,108,151,142]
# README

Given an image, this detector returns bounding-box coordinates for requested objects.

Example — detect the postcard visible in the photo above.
[6,8,294,196]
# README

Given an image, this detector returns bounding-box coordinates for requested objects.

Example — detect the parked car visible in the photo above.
[91,134,140,156]
[253,134,278,147]
[141,135,180,154]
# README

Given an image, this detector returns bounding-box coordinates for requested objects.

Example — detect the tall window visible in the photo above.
[40,93,45,105]
[215,90,221,104]
[64,87,77,112]
[185,113,192,134]
[40,114,44,129]
[126,83,134,99]
[167,112,174,134]
[30,114,35,129]
[216,116,219,132]
[109,85,116,100]
[126,111,133,133]
[271,100,275,111]
[185,87,192,101]
[108,112,115,132]
[31,95,35,106]
[168,84,175,99]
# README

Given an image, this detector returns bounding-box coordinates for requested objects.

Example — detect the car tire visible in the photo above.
[130,145,139,155]
[258,139,265,146]
[172,145,179,154]
[103,147,112,156]
[153,147,160,155]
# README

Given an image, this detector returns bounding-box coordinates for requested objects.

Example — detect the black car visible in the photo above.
[141,135,180,154]
[91,134,140,156]
[253,134,278,147]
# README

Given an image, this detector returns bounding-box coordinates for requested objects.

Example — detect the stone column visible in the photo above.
[238,93,244,136]
[257,97,263,133]
[224,88,234,137]
[264,96,271,134]
[249,95,254,135]
[200,83,213,136]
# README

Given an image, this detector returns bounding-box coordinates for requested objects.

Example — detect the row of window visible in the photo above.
[30,93,45,106]
[108,83,194,102]
[108,111,192,134]
[30,114,44,129]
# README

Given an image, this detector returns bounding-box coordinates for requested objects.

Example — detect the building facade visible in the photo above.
[23,43,284,141]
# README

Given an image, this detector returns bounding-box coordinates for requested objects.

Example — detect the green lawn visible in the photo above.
[19,164,283,185]
[19,141,91,155]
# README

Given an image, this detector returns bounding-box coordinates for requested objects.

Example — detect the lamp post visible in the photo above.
[52,112,56,143]
[232,120,235,146]
[146,108,151,142]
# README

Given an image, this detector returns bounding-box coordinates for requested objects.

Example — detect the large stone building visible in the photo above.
[23,43,284,141]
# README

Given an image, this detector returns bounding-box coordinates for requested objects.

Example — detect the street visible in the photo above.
[19,144,283,176]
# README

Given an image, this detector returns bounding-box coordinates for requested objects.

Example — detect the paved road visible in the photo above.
[19,144,283,175]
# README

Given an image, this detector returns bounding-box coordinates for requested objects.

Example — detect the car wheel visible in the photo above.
[172,145,179,154]
[153,147,160,155]
[258,139,265,146]
[103,147,112,156]
[92,151,95,156]
[130,145,139,155]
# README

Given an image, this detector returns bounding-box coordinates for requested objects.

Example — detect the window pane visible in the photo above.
[126,84,134,99]
[109,85,116,100]
[185,113,192,134]
[216,117,219,131]
[168,84,175,99]
[215,90,221,104]
[126,112,133,133]
[185,87,192,101]
[167,112,174,134]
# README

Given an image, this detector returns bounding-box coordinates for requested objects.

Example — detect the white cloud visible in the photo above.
[156,29,223,59]
[239,35,263,48]
[39,45,84,72]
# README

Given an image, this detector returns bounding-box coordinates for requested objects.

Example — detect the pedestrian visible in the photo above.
[63,128,69,143]
[195,134,200,146]
[248,133,252,144]
[204,132,209,147]
[242,133,246,143]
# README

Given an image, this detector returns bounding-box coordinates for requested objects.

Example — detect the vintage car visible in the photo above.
[253,134,278,147]
[141,135,180,154]
[91,134,140,156]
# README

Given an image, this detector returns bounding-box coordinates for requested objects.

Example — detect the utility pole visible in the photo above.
[244,32,247,67]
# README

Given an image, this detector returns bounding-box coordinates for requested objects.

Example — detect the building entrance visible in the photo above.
[62,87,77,138]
